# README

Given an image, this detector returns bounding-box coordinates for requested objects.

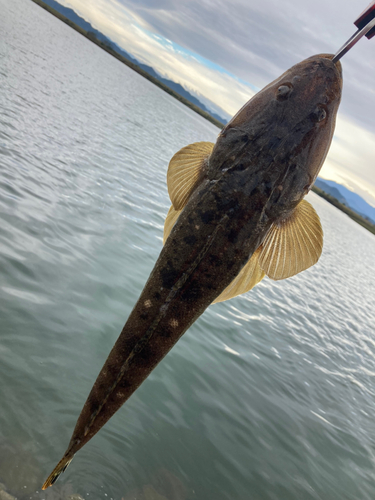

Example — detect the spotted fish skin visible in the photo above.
[42,54,342,489]
[67,169,270,446]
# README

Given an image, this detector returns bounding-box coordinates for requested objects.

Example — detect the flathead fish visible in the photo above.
[42,53,342,489]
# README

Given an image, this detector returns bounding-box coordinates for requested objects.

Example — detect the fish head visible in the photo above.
[215,54,342,218]
[270,53,343,192]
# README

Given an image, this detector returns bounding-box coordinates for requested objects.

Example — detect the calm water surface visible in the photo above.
[1,1,375,499]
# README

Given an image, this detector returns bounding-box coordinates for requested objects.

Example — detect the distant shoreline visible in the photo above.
[31,0,225,129]
[31,0,375,237]
[312,186,375,235]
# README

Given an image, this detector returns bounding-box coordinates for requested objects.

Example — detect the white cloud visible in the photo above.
[60,0,256,115]
[321,115,375,206]
[58,0,375,205]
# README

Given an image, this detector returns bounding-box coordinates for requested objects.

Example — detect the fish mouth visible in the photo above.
[298,53,343,83]
[316,53,343,77]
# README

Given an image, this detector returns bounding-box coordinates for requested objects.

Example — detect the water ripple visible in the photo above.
[0,1,375,499]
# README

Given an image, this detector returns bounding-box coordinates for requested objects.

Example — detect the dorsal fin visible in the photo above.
[167,142,214,210]
[258,199,323,280]
[213,248,265,303]
[163,205,182,244]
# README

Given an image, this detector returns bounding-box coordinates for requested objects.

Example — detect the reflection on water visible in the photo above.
[1,0,375,499]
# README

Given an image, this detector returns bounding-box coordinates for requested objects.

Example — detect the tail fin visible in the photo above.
[42,455,74,490]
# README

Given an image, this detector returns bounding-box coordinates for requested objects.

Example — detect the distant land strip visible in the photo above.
[31,0,375,236]
[31,0,225,129]
[311,186,375,235]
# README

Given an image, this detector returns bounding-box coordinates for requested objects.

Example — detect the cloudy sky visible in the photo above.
[58,0,375,205]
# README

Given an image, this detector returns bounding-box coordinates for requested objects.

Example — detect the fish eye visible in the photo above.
[311,105,327,123]
[317,107,327,122]
[276,84,292,100]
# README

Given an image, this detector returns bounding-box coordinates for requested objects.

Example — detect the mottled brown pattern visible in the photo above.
[42,54,342,489]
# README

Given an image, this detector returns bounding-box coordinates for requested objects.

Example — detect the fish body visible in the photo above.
[42,54,342,489]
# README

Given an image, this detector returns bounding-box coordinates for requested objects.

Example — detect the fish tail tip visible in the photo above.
[42,455,74,490]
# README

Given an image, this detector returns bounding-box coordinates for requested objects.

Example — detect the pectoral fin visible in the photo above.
[258,199,323,280]
[167,142,214,210]
[163,205,182,244]
[213,247,265,303]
